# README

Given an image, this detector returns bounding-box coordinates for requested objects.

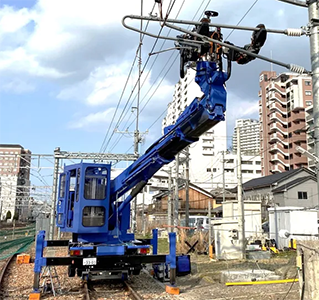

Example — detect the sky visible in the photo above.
[0,0,311,188]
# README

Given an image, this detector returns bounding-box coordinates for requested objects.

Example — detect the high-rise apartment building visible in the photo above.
[162,68,227,189]
[232,119,260,155]
[0,144,31,220]
[259,71,312,176]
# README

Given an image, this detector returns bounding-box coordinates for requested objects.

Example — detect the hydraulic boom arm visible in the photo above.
[110,61,227,218]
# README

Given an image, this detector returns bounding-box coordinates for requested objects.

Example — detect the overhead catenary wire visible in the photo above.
[225,0,260,40]
[101,1,180,154]
[105,1,187,153]
[114,0,211,153]
[99,3,157,154]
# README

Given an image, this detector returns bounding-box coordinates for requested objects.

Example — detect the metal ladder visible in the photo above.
[40,266,62,296]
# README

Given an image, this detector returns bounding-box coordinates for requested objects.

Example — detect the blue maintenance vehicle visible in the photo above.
[32,9,267,295]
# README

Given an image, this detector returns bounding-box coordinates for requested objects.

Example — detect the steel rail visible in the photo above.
[124,280,143,300]
[83,281,90,300]
[83,280,143,300]
[0,255,15,291]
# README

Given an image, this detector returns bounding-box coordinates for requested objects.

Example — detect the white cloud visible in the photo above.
[0,47,68,78]
[68,108,115,129]
[0,0,309,142]
[0,6,33,34]
[58,63,131,106]
[227,92,259,119]
[1,78,35,94]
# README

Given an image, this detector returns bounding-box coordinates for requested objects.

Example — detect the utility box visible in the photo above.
[213,201,263,260]
[213,220,242,260]
[269,207,318,249]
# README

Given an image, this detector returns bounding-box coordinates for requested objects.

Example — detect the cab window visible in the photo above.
[84,167,107,200]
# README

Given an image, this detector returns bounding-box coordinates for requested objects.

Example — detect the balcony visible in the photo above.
[291,133,306,143]
[269,102,286,114]
[270,164,285,173]
[258,90,262,97]
[269,122,287,135]
[270,132,280,143]
[269,143,287,155]
[269,132,288,145]
[291,122,307,133]
[292,111,305,121]
[269,112,288,124]
[269,84,286,95]
[292,155,307,165]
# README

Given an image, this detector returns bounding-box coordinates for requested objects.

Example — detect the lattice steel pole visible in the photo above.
[49,147,60,240]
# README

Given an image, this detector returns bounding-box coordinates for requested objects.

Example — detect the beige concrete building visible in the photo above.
[0,144,31,220]
[258,71,312,176]
[232,119,260,155]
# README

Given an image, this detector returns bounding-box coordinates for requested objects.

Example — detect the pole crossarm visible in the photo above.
[54,151,138,161]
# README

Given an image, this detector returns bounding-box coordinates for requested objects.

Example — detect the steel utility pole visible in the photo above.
[278,0,319,206]
[49,147,60,240]
[132,0,143,233]
[308,0,319,207]
[185,147,190,227]
[236,127,245,259]
[174,154,180,232]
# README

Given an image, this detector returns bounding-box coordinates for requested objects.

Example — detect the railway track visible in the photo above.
[0,255,15,286]
[0,254,16,298]
[83,279,143,300]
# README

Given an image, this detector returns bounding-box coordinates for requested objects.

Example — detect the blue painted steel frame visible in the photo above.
[34,231,46,280]
[32,228,175,290]
[167,232,176,269]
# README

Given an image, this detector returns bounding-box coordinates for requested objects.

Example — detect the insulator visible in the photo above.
[286,28,303,36]
[289,64,305,74]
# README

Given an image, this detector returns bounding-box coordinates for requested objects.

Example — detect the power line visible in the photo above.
[107,0,210,152]
[225,0,260,40]
[101,3,179,153]
[105,1,185,153]
[99,3,156,153]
